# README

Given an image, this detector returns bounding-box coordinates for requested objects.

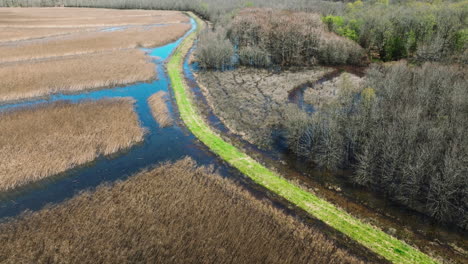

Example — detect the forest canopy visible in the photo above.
[2,0,466,64]
[282,62,468,228]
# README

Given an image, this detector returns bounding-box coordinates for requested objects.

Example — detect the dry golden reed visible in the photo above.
[0,8,189,28]
[0,98,145,191]
[0,27,96,43]
[148,91,173,127]
[0,23,191,63]
[0,49,156,102]
[0,158,367,264]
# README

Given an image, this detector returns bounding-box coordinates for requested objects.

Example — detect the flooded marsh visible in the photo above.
[0,98,144,191]
[0,158,368,263]
[0,50,156,102]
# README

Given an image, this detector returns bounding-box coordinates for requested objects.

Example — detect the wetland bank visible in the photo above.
[0,2,466,264]
[0,7,377,264]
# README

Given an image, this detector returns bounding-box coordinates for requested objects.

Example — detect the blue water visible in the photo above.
[0,17,239,220]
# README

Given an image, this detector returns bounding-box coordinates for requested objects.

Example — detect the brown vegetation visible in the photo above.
[0,158,366,264]
[0,27,95,43]
[148,91,173,127]
[283,62,468,228]
[196,8,365,69]
[0,0,343,23]
[0,23,191,63]
[304,72,363,110]
[0,8,190,101]
[0,8,189,45]
[195,67,331,145]
[0,98,145,191]
[0,8,189,28]
[0,50,156,102]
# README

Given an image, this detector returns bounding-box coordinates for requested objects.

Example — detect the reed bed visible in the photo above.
[0,49,156,102]
[0,98,145,191]
[0,158,366,264]
[0,8,189,28]
[0,27,97,43]
[148,91,173,127]
[0,23,191,63]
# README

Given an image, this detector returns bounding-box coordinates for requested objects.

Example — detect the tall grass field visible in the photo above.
[0,98,144,191]
[0,158,367,263]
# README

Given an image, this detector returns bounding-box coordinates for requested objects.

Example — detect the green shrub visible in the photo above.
[327,1,468,62]
[322,15,359,41]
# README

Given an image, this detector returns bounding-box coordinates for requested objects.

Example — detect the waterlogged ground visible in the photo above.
[194,67,331,146]
[193,61,468,263]
[0,8,191,103]
[0,10,466,264]
[0,16,387,263]
[0,18,231,218]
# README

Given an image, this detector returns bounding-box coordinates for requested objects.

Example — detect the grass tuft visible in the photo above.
[148,91,173,128]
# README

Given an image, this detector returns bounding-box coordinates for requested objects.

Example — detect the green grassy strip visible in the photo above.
[168,13,439,264]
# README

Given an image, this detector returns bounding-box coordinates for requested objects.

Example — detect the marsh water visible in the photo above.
[0,16,466,263]
[0,18,239,219]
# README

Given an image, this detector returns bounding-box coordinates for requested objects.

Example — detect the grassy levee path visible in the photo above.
[168,12,439,264]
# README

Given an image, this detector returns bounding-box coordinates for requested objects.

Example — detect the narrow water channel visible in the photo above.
[0,18,236,220]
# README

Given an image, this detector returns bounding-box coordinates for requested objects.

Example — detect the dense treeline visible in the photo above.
[196,9,366,69]
[195,1,466,68]
[2,0,465,64]
[228,9,365,67]
[323,1,467,62]
[196,27,236,70]
[282,62,468,228]
[0,0,345,21]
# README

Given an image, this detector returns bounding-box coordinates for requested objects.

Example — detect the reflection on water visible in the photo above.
[99,23,169,32]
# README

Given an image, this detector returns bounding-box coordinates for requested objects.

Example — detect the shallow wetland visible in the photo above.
[0,7,466,264]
